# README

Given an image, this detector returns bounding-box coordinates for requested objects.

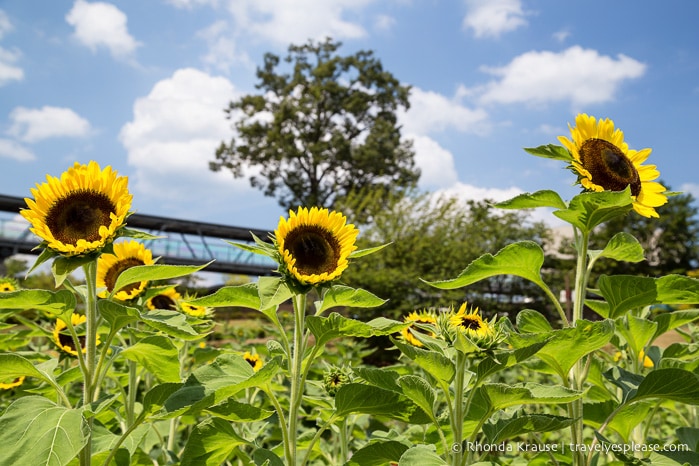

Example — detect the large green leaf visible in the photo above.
[495,190,567,210]
[426,241,547,290]
[591,232,645,263]
[630,368,699,404]
[398,445,448,466]
[186,283,261,309]
[0,353,57,386]
[656,275,699,304]
[597,275,657,318]
[0,289,76,318]
[553,188,633,232]
[306,312,407,347]
[652,309,699,342]
[0,396,88,466]
[616,315,657,357]
[524,144,573,162]
[205,399,274,422]
[140,309,204,340]
[111,262,212,298]
[180,417,247,466]
[516,309,553,333]
[474,340,548,384]
[163,354,279,416]
[257,276,293,309]
[482,412,574,443]
[392,338,455,384]
[347,441,409,466]
[98,299,140,332]
[398,375,437,420]
[510,319,614,378]
[334,383,429,423]
[121,335,181,383]
[315,284,387,313]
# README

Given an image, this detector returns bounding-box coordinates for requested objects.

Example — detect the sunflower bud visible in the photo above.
[323,365,354,396]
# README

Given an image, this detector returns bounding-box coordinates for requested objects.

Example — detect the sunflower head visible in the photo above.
[446,303,497,348]
[0,276,19,292]
[323,365,354,397]
[401,310,438,347]
[0,376,25,390]
[274,207,359,286]
[243,351,263,372]
[52,313,100,356]
[558,114,667,218]
[97,240,153,300]
[21,161,132,256]
[180,301,209,318]
[146,287,182,311]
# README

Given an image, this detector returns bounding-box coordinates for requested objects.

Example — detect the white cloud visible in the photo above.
[374,14,396,32]
[65,0,141,59]
[223,0,374,45]
[197,20,251,72]
[400,87,490,135]
[410,134,458,189]
[119,68,257,210]
[439,181,523,203]
[476,46,646,106]
[0,10,13,39]
[0,138,35,161]
[8,106,91,142]
[680,182,699,200]
[463,0,527,38]
[0,47,23,86]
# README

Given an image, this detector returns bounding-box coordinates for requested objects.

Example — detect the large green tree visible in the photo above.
[211,38,419,211]
[590,187,699,277]
[338,191,554,321]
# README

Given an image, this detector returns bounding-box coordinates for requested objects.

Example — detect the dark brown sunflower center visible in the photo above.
[284,226,341,276]
[245,356,258,369]
[459,316,483,331]
[46,189,117,246]
[579,138,641,196]
[105,258,145,293]
[151,294,177,310]
[58,332,84,351]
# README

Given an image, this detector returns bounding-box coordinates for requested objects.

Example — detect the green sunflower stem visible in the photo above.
[570,228,590,466]
[452,350,467,466]
[80,260,99,466]
[288,291,308,465]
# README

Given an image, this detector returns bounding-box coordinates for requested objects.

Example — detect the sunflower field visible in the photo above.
[1,114,698,466]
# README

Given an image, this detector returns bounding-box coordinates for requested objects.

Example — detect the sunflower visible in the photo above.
[448,303,495,343]
[401,310,437,347]
[558,113,667,218]
[180,301,208,318]
[243,351,263,372]
[97,240,154,300]
[146,288,181,311]
[0,376,25,390]
[21,161,132,255]
[0,276,18,292]
[52,313,100,356]
[275,207,358,285]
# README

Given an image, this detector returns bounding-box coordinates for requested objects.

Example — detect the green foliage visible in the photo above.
[211,37,419,211]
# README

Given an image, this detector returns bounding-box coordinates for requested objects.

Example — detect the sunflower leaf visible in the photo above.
[257,276,292,308]
[116,227,164,240]
[0,396,88,466]
[0,289,76,319]
[307,312,407,348]
[594,232,645,263]
[315,284,387,313]
[98,299,140,332]
[111,262,212,298]
[524,144,573,162]
[187,283,261,310]
[140,309,206,341]
[553,188,634,233]
[495,190,567,210]
[424,241,547,290]
[52,253,99,287]
[349,242,392,258]
[180,417,248,466]
[121,335,181,383]
[629,368,699,404]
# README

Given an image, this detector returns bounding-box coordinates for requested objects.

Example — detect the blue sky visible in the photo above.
[1,0,698,231]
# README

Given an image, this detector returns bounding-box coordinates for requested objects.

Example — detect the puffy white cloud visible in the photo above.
[65,0,141,59]
[462,0,527,38]
[119,68,262,213]
[476,46,646,106]
[400,87,490,135]
[0,47,23,86]
[8,106,91,142]
[223,0,374,45]
[197,20,252,72]
[0,138,34,161]
[410,134,458,189]
[0,10,12,39]
[680,182,699,200]
[438,181,523,203]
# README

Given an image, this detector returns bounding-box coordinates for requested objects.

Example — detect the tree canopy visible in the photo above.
[211,38,420,211]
